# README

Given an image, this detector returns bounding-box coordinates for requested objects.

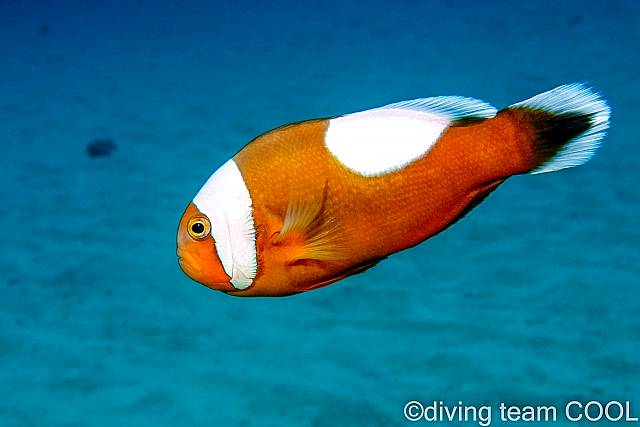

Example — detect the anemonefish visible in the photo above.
[177,83,610,297]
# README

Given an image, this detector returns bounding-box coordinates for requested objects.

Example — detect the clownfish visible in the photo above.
[177,83,610,297]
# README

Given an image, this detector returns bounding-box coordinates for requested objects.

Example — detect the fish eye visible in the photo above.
[187,216,211,240]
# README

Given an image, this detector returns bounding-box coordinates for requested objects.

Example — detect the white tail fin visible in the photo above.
[507,83,611,174]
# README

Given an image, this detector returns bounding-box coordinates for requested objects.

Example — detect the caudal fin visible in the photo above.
[504,83,611,174]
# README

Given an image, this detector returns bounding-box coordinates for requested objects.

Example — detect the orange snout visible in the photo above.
[177,202,236,291]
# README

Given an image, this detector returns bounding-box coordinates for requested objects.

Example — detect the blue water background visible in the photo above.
[1,0,639,425]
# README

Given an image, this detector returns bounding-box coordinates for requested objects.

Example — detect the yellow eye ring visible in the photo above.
[187,216,211,240]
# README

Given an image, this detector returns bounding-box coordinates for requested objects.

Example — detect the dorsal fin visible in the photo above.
[271,188,346,263]
[375,95,497,123]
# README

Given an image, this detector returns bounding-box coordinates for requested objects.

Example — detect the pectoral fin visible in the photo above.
[271,189,346,263]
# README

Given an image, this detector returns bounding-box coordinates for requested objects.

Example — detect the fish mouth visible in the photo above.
[177,249,202,275]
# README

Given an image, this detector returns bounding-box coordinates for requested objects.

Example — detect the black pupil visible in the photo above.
[191,222,205,234]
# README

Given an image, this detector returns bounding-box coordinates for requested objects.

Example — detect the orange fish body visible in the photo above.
[177,83,610,297]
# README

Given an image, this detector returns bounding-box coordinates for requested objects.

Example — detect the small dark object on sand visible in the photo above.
[86,139,117,158]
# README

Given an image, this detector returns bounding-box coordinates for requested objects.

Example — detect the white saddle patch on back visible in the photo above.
[324,96,497,176]
[193,159,257,290]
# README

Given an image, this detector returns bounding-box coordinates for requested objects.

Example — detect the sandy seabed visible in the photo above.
[1,1,639,426]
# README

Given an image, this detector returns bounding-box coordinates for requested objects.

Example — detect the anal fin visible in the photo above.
[437,179,505,235]
[300,257,386,292]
